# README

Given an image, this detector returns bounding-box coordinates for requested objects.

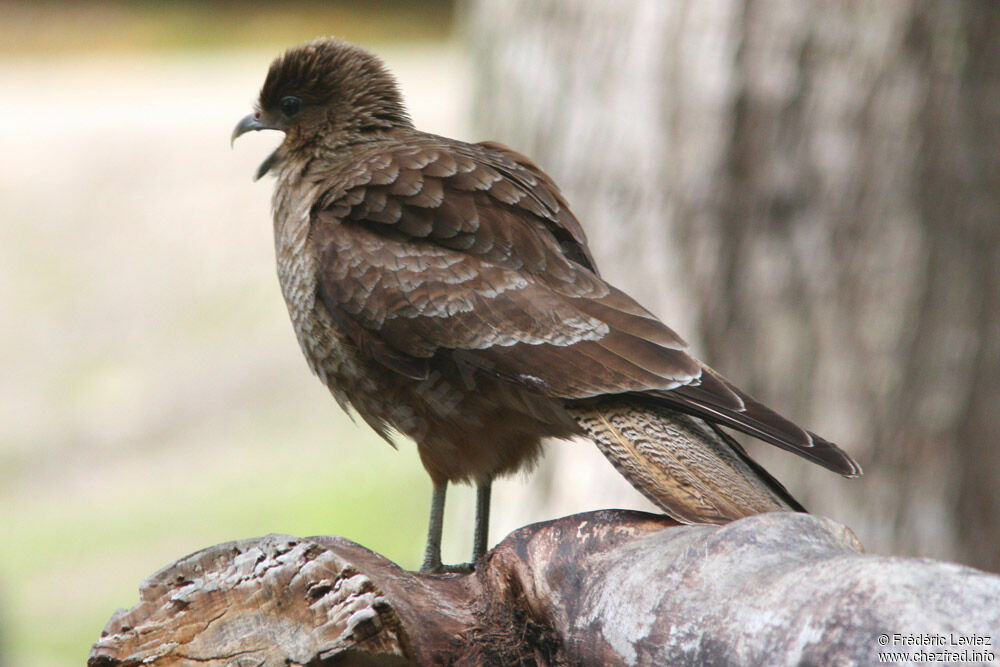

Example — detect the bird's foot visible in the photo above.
[419,558,475,575]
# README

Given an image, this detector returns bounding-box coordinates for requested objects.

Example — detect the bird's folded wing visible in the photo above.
[311,137,698,394]
[314,219,699,397]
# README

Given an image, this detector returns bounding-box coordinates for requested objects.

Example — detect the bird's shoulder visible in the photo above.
[305,132,598,275]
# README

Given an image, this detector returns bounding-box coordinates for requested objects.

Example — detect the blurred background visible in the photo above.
[2,1,998,664]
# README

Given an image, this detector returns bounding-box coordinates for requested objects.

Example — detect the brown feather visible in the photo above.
[568,399,798,523]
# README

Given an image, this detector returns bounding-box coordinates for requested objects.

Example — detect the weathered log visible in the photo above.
[90,511,1000,665]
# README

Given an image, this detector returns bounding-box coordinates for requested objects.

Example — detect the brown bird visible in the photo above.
[232,38,861,572]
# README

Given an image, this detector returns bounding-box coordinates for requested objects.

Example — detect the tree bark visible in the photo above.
[90,511,1000,666]
[463,0,1000,571]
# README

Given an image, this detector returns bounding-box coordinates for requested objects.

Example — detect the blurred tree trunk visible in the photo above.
[464,0,1000,571]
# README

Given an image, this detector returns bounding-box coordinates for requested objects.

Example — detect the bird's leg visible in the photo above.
[420,482,447,573]
[472,479,492,562]
[419,480,491,574]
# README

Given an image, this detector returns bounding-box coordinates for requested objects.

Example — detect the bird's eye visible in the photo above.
[279,96,302,118]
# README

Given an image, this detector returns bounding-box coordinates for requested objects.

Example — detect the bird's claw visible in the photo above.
[419,560,475,575]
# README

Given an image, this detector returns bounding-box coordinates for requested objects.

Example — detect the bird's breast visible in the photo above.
[272,175,354,387]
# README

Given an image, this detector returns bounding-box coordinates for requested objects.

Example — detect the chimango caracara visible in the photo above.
[232,38,861,572]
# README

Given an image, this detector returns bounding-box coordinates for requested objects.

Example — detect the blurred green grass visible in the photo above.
[2,424,429,664]
[0,0,456,56]
[2,394,441,664]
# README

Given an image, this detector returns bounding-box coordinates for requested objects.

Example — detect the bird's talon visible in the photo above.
[420,561,475,575]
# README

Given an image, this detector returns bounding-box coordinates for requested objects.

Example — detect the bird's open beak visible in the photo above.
[232,112,285,180]
[231,112,269,147]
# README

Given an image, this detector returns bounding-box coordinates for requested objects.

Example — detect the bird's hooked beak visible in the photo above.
[232,112,284,181]
[231,112,270,146]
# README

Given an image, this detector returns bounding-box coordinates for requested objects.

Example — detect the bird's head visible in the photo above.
[232,37,412,179]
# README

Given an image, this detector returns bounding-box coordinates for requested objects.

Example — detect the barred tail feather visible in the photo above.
[568,398,802,524]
